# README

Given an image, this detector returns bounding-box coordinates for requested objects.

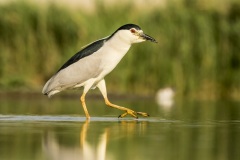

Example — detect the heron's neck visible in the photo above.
[107,34,131,53]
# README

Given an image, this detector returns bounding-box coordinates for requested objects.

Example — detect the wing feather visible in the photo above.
[57,38,106,73]
[42,38,106,95]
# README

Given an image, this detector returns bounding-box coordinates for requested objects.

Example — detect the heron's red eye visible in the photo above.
[130,28,136,33]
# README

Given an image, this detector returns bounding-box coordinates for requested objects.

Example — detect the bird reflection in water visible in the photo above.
[42,120,147,160]
[80,120,107,160]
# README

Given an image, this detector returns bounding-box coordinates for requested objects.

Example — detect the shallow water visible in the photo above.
[0,95,240,160]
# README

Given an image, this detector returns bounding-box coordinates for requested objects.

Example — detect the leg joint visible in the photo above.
[104,98,111,106]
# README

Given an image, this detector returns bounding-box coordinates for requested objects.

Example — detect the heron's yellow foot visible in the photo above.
[104,98,149,118]
[118,109,149,118]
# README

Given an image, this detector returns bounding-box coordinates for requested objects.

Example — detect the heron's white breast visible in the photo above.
[96,38,131,78]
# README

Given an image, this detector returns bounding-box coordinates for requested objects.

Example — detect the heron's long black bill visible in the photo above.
[141,33,157,43]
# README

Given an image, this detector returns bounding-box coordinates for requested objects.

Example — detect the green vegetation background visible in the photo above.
[0,1,239,99]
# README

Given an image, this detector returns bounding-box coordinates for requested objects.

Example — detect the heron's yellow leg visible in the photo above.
[80,93,90,119]
[97,79,149,118]
[104,98,149,118]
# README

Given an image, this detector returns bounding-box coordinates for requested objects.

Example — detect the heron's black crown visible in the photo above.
[107,24,141,41]
[116,24,141,31]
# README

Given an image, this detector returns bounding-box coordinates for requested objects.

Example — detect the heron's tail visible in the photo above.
[42,77,60,98]
[42,78,50,94]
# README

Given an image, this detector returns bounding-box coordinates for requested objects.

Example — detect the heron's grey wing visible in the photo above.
[45,55,103,91]
[58,53,104,85]
[42,38,106,95]
[56,38,106,73]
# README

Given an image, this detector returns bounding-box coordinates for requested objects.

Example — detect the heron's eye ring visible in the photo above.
[130,28,136,34]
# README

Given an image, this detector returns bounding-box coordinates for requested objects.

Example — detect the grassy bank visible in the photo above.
[0,1,240,99]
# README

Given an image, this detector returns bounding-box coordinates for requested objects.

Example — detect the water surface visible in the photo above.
[0,95,239,160]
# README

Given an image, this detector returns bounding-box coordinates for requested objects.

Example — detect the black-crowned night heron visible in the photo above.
[42,24,157,119]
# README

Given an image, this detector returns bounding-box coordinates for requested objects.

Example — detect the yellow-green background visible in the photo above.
[0,0,239,100]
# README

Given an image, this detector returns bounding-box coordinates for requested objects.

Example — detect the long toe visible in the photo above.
[118,112,128,118]
[118,110,149,118]
[136,112,150,117]
[118,110,138,118]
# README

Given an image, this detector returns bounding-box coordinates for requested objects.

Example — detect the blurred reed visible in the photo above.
[0,1,239,99]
